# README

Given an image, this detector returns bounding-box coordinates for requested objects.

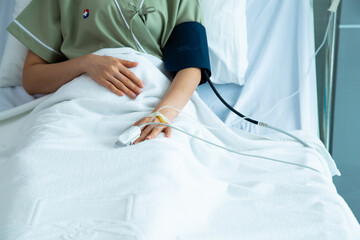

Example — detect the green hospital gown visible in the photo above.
[7,0,203,63]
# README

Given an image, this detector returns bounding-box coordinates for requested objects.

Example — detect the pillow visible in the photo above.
[200,0,248,85]
[0,0,248,87]
[0,0,31,87]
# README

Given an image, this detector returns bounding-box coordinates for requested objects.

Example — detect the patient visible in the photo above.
[7,0,211,144]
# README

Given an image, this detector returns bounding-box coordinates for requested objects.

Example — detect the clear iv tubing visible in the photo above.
[157,105,311,148]
[132,11,337,174]
[157,105,221,130]
[204,12,336,147]
[244,12,335,120]
[138,121,321,174]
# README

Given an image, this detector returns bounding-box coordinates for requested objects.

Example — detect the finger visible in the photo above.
[119,59,138,68]
[118,64,145,88]
[102,80,124,97]
[146,126,164,140]
[134,125,154,144]
[133,119,144,127]
[134,117,152,130]
[165,127,172,138]
[115,71,142,95]
[108,75,137,99]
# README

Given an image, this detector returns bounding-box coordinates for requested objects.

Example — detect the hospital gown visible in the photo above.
[7,0,203,63]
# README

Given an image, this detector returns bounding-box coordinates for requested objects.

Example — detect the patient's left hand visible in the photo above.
[132,116,172,144]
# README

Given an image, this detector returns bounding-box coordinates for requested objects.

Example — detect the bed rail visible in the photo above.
[314,0,340,154]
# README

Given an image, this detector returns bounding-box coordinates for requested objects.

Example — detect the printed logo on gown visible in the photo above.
[83,9,90,19]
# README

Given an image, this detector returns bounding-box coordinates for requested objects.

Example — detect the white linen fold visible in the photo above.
[0,48,358,240]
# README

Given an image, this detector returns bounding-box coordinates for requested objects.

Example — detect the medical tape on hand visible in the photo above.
[148,112,172,125]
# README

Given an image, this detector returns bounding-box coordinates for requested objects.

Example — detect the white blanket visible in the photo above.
[0,48,359,240]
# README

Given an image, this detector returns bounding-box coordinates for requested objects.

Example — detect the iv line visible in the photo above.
[158,105,311,148]
[138,122,321,174]
[242,12,335,121]
[157,105,223,130]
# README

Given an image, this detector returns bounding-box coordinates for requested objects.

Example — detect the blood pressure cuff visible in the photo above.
[163,21,211,85]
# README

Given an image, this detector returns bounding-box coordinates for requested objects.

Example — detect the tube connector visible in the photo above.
[258,122,268,127]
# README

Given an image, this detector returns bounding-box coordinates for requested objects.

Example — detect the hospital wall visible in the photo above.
[331,0,360,222]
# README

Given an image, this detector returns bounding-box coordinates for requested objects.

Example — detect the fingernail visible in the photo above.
[146,136,151,140]
[131,93,136,98]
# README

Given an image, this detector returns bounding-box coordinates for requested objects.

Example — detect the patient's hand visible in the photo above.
[83,54,145,99]
[130,68,201,144]
[132,115,172,144]
[22,50,145,96]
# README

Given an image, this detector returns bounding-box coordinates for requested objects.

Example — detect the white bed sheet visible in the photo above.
[197,0,319,136]
[0,47,359,240]
[0,87,35,112]
[0,0,318,136]
[0,0,359,238]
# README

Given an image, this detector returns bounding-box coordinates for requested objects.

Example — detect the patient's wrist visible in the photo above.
[153,108,178,122]
[80,54,93,73]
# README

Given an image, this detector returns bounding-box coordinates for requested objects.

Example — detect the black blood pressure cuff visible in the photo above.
[163,21,211,85]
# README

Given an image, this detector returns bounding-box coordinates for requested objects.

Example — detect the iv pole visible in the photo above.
[323,0,340,153]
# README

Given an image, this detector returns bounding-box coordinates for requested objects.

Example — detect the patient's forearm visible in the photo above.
[23,50,143,98]
[23,50,87,95]
[153,68,201,120]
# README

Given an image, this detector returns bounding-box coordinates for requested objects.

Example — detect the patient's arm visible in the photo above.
[133,67,201,144]
[23,50,144,98]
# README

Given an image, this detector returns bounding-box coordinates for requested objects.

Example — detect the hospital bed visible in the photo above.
[0,0,319,135]
[0,0,359,239]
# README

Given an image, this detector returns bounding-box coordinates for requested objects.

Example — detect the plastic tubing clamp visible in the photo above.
[148,111,172,125]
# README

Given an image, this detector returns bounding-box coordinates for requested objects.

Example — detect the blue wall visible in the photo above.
[332,0,360,222]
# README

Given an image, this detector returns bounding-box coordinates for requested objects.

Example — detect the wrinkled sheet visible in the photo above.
[0,48,359,240]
